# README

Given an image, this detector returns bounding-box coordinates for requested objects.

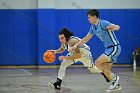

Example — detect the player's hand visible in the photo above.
[68,45,77,52]
[58,55,66,61]
[47,50,56,54]
[106,24,116,31]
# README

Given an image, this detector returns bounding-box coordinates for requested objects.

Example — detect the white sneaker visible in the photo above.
[106,84,122,92]
[109,75,119,89]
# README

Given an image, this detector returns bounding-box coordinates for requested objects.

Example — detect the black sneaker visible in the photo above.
[47,78,62,91]
[53,79,61,90]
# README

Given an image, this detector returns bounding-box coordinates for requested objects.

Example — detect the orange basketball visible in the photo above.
[43,51,56,63]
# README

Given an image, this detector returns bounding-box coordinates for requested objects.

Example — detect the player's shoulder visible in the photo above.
[90,25,94,29]
[100,19,110,23]
[100,19,112,28]
[68,36,79,47]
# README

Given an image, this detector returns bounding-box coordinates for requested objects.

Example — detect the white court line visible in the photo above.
[21,69,32,75]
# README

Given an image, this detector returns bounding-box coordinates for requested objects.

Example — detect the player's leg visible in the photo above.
[107,56,122,91]
[103,62,112,70]
[58,60,74,80]
[100,62,113,81]
[48,54,75,91]
[95,55,122,92]
[95,54,113,81]
[79,50,102,73]
[95,45,120,81]
[80,58,102,73]
[106,45,121,91]
[95,54,120,85]
[95,45,121,91]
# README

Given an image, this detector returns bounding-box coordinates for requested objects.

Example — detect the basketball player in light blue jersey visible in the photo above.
[69,9,122,92]
[47,28,101,91]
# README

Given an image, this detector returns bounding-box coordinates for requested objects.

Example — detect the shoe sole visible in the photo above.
[106,86,122,92]
[47,82,55,90]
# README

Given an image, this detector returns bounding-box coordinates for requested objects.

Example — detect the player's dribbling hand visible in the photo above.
[58,56,66,61]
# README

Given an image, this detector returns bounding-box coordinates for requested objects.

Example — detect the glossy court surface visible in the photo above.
[0,66,140,93]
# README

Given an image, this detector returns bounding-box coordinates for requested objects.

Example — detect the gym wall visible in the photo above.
[0,0,140,65]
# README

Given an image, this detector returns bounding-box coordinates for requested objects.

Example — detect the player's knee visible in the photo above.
[60,61,69,68]
[60,64,67,68]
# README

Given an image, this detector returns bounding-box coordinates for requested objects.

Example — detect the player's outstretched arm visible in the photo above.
[55,44,65,53]
[48,44,65,54]
[69,33,93,52]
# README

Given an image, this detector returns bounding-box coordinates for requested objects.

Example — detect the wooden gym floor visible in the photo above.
[0,65,140,93]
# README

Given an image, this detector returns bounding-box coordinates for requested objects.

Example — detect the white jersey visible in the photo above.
[64,36,92,61]
[62,36,101,72]
[57,36,101,80]
[64,36,90,51]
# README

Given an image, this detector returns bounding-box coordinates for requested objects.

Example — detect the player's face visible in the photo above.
[88,15,96,24]
[59,34,67,44]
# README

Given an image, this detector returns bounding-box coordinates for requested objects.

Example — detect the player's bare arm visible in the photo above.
[69,33,93,52]
[107,24,120,31]
[55,44,65,53]
[48,44,65,54]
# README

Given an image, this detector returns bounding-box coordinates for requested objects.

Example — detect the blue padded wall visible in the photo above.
[0,9,140,65]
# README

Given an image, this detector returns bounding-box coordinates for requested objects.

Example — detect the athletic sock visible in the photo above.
[101,72,110,82]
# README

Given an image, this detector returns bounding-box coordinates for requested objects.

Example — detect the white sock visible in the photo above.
[110,73,116,81]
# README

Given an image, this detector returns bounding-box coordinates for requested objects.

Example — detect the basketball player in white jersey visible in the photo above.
[47,28,101,91]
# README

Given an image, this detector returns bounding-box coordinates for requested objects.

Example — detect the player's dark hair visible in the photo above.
[59,28,74,42]
[87,9,99,18]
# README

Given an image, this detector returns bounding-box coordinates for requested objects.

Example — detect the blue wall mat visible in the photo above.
[0,9,140,65]
[0,9,37,65]
[14,9,37,65]
[0,10,15,65]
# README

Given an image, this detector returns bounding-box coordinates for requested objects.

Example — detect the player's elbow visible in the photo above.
[84,34,93,42]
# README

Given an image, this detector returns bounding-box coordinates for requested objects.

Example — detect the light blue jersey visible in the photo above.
[88,19,120,48]
[88,19,121,63]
